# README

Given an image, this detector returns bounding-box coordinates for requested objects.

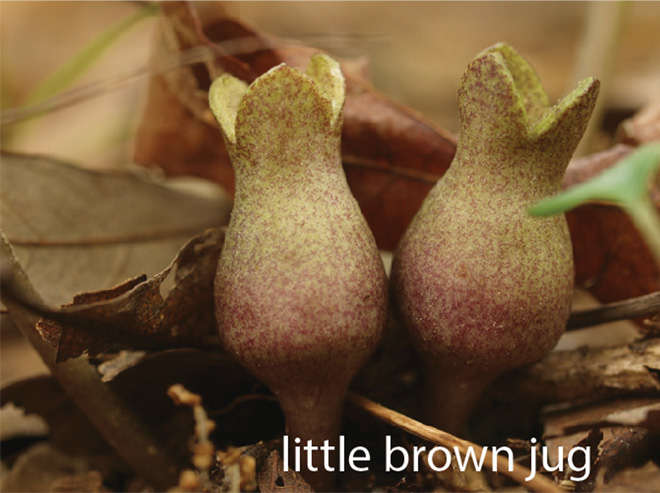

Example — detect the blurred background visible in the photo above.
[2,1,659,170]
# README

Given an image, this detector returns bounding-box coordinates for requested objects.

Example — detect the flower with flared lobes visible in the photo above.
[391,43,599,434]
[209,53,388,490]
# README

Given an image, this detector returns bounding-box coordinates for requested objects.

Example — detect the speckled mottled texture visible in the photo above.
[209,54,388,461]
[390,43,599,432]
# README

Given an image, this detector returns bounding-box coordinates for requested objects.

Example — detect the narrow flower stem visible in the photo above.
[278,388,346,491]
[422,368,491,435]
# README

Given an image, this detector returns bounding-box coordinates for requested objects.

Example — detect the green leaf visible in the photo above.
[529,142,660,215]
[529,142,660,265]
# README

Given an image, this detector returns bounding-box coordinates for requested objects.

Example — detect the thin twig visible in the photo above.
[0,233,178,490]
[347,392,563,493]
[567,290,660,330]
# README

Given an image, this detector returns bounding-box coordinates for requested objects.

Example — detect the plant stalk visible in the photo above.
[422,367,491,435]
[279,387,346,492]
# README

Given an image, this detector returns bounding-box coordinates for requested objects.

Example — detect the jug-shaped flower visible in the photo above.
[209,54,388,489]
[390,43,600,434]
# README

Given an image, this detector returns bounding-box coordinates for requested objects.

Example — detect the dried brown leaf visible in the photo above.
[133,72,235,187]
[0,232,182,490]
[569,204,660,308]
[257,450,313,493]
[616,92,660,145]
[341,81,456,249]
[133,3,258,187]
[34,228,225,362]
[133,4,457,250]
[541,400,660,491]
[598,427,656,485]
[597,460,660,492]
[0,152,231,308]
[563,146,660,310]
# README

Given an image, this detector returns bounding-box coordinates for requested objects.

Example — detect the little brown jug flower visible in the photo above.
[391,43,600,434]
[209,54,388,490]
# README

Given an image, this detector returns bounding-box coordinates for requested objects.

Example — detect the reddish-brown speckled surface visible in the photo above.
[209,55,388,454]
[390,43,599,432]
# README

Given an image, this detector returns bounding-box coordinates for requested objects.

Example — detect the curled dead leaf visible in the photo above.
[33,228,225,362]
[0,152,231,308]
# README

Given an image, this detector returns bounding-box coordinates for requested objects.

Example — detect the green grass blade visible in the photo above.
[25,3,158,107]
